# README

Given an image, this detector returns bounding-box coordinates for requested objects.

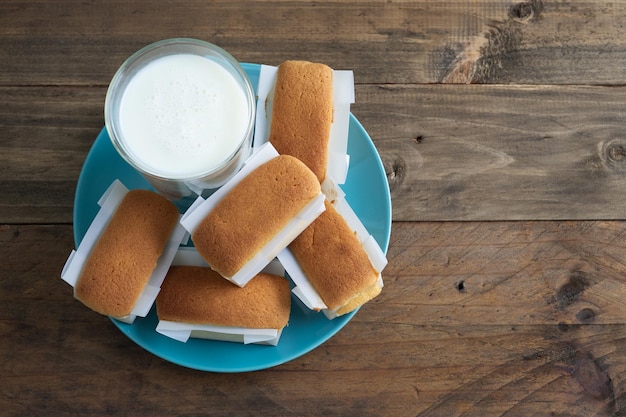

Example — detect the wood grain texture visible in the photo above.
[5,1,626,416]
[0,87,102,223]
[3,222,626,416]
[4,83,626,222]
[2,1,626,86]
[383,221,626,326]
[357,83,626,221]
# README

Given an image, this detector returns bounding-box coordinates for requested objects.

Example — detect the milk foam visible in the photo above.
[118,54,249,179]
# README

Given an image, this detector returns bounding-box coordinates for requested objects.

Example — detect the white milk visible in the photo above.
[118,54,249,179]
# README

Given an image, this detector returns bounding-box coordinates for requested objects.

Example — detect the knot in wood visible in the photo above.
[385,155,406,191]
[607,143,626,163]
[599,139,626,173]
[554,272,589,309]
[509,0,543,23]
[576,308,596,323]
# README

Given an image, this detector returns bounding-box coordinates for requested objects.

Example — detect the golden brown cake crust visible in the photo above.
[156,266,291,330]
[269,60,334,183]
[288,200,379,314]
[75,189,179,317]
[192,155,321,278]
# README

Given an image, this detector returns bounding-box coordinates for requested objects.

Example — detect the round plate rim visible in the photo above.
[72,62,391,372]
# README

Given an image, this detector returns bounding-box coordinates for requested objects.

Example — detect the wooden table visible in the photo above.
[3,1,626,415]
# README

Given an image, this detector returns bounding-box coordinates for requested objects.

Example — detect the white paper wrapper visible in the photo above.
[253,63,354,184]
[180,142,326,287]
[61,179,189,323]
[278,178,388,319]
[156,247,286,345]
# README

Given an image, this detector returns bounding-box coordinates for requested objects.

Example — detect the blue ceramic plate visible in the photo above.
[73,63,391,372]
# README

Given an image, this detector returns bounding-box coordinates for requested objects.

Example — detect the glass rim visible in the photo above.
[104,38,256,182]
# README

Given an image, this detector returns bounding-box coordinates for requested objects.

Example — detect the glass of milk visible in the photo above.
[105,38,256,200]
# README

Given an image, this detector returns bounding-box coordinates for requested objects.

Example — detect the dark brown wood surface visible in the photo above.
[3,1,626,416]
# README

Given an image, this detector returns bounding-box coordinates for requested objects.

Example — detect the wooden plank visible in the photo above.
[3,223,626,416]
[382,221,626,326]
[357,83,626,221]
[2,1,626,86]
[0,86,103,223]
[4,83,626,222]
[439,0,626,84]
[0,1,508,85]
